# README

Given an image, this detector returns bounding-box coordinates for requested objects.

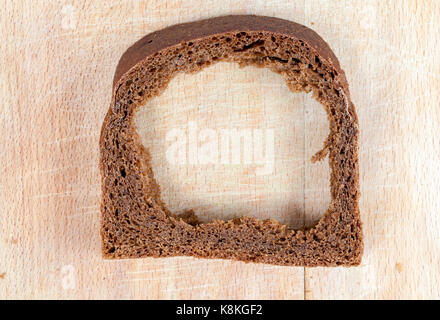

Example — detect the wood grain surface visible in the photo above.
[0,0,439,299]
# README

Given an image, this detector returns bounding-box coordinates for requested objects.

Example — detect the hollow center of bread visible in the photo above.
[134,62,330,228]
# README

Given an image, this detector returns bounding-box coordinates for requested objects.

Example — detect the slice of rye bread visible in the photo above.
[100,15,363,266]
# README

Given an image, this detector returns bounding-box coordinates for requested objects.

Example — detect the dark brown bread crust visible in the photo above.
[100,15,363,266]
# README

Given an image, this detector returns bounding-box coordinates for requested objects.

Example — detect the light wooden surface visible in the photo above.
[0,0,439,299]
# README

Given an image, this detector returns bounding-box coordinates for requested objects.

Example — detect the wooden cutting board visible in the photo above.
[1,0,439,299]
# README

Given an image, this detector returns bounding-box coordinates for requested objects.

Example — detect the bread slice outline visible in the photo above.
[100,15,363,266]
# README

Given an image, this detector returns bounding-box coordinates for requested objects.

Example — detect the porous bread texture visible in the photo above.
[100,15,363,266]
